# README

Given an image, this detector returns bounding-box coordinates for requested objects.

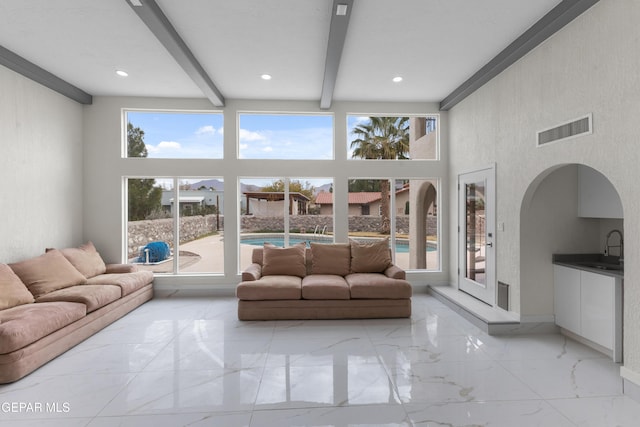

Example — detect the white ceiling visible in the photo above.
[0,0,562,104]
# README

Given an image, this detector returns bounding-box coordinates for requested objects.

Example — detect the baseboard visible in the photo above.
[621,366,640,403]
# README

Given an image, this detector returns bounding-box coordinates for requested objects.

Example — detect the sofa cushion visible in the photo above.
[384,265,406,280]
[345,273,412,299]
[236,275,302,300]
[350,239,392,273]
[242,263,262,281]
[310,243,351,276]
[252,247,264,265]
[105,263,138,274]
[262,243,306,277]
[9,249,87,298]
[56,241,107,279]
[85,270,153,296]
[301,274,350,300]
[35,285,122,313]
[0,301,86,354]
[0,264,35,310]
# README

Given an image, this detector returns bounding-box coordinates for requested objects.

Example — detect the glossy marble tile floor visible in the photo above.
[2,293,640,427]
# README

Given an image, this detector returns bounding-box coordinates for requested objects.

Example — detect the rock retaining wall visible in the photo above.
[128,215,222,257]
[128,214,437,256]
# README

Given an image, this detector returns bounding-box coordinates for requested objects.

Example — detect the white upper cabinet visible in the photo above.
[577,165,623,219]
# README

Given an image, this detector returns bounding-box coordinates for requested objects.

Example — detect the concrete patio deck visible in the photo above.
[133,233,439,274]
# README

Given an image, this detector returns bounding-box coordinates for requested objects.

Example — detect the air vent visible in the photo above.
[537,114,592,147]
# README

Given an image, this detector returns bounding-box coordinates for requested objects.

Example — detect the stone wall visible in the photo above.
[127,214,222,257]
[128,214,437,256]
[240,215,437,236]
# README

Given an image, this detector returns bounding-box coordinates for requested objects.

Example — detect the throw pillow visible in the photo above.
[310,243,351,276]
[54,241,107,279]
[0,263,35,310]
[9,249,87,298]
[350,238,392,273]
[262,242,306,277]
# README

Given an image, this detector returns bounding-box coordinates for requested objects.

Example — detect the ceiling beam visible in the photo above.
[320,0,354,110]
[439,0,600,111]
[0,44,92,104]
[126,0,225,107]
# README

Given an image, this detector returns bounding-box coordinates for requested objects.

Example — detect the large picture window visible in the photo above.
[239,177,333,271]
[347,115,438,160]
[121,108,442,280]
[125,110,223,159]
[127,177,224,274]
[238,113,333,160]
[347,178,439,271]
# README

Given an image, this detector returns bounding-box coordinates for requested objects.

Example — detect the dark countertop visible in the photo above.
[553,253,624,278]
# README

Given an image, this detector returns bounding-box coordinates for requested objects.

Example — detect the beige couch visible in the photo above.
[237,240,412,320]
[0,242,153,383]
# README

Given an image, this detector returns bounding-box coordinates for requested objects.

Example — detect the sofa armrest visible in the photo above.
[384,265,406,280]
[242,263,262,281]
[105,263,138,274]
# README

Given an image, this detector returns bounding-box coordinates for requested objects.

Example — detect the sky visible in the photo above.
[125,112,431,188]
[127,111,224,159]
[127,111,344,160]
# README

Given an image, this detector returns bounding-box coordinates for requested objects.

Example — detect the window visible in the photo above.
[239,177,333,271]
[125,110,223,159]
[127,177,224,274]
[347,178,439,271]
[347,115,438,160]
[238,113,333,159]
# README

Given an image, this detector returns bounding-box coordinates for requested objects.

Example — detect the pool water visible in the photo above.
[240,236,434,253]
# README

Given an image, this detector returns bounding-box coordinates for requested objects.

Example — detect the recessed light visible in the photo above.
[261,74,272,80]
[392,76,403,83]
[116,70,129,77]
[336,4,348,16]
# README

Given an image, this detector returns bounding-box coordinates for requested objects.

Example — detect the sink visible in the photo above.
[577,261,623,271]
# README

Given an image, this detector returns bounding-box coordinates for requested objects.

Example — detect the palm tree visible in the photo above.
[350,117,410,234]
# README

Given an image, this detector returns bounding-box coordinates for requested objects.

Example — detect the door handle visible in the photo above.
[486,242,493,247]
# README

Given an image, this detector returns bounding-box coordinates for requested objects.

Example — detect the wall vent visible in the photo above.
[537,114,592,147]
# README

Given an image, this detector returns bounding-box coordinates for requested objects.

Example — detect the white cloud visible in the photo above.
[239,128,267,142]
[262,146,273,152]
[239,143,249,150]
[195,125,216,135]
[146,141,181,153]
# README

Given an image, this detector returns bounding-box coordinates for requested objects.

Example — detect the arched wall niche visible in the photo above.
[518,163,623,319]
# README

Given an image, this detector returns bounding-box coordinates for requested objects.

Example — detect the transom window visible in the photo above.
[125,110,223,159]
[347,115,438,160]
[238,113,333,160]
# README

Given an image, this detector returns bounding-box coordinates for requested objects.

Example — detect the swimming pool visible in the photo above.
[240,235,434,253]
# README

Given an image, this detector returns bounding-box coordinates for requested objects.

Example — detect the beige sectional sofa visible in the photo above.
[0,242,153,383]
[237,240,412,320]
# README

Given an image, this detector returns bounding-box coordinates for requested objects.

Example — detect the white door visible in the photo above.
[458,166,496,305]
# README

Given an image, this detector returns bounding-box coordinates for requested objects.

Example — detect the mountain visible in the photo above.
[187,179,262,193]
[187,179,224,191]
[315,183,332,195]
[187,179,332,195]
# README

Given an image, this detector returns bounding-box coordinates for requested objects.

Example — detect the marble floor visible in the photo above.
[2,293,640,426]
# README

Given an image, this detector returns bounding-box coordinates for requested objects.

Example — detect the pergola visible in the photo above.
[243,192,311,215]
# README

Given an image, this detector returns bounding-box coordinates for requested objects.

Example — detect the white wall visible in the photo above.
[0,65,84,263]
[82,98,448,287]
[447,0,640,377]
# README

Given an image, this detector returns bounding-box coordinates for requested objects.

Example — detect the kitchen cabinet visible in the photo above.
[553,264,622,362]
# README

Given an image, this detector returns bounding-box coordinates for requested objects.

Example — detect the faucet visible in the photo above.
[605,229,624,263]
